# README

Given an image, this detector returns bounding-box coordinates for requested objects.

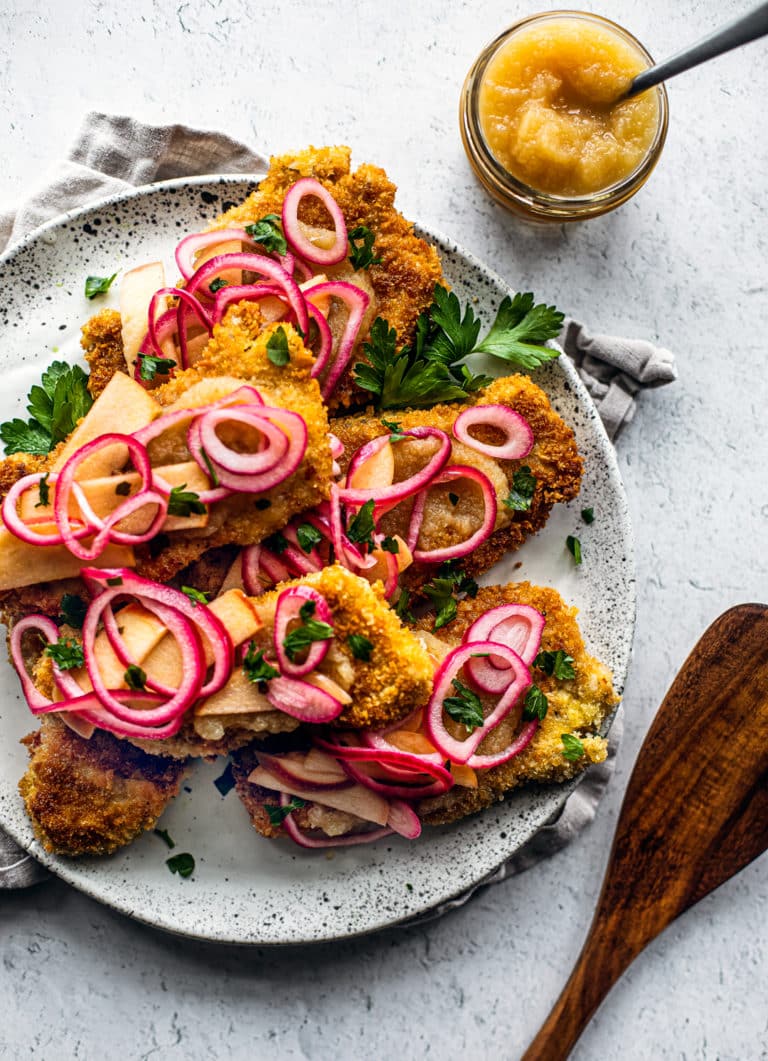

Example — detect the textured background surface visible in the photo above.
[1,0,767,1058]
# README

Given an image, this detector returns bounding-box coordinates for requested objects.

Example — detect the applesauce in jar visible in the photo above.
[460,12,668,220]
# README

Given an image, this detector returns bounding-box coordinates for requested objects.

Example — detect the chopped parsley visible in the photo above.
[242,643,279,685]
[522,685,549,721]
[59,593,87,629]
[35,473,50,508]
[346,498,376,552]
[254,498,272,511]
[45,637,84,670]
[0,361,93,456]
[503,466,537,512]
[209,277,228,293]
[534,650,576,681]
[348,633,373,662]
[200,447,219,486]
[380,417,406,442]
[353,285,562,410]
[581,507,595,525]
[181,585,209,607]
[138,353,176,382]
[124,664,147,691]
[424,565,479,630]
[166,852,195,878]
[245,214,288,256]
[443,679,484,733]
[299,600,316,622]
[283,617,335,663]
[264,531,289,554]
[84,273,117,300]
[566,535,582,565]
[296,522,323,554]
[394,588,415,624]
[448,492,459,507]
[348,225,382,270]
[167,484,206,518]
[154,828,175,849]
[380,536,399,554]
[561,733,585,761]
[266,326,291,367]
[264,797,306,826]
[114,480,132,497]
[105,576,124,587]
[213,763,236,797]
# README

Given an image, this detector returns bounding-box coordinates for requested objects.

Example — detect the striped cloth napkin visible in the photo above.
[0,112,674,898]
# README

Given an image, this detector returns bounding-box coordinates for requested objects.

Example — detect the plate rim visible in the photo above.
[0,174,636,944]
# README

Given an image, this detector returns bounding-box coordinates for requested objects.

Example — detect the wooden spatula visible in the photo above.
[523,603,768,1061]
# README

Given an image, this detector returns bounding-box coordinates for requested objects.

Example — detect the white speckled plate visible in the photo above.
[0,176,635,944]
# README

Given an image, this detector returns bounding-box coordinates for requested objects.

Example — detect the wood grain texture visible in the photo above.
[522,603,768,1061]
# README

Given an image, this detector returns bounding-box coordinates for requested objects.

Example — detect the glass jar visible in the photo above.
[460,11,669,222]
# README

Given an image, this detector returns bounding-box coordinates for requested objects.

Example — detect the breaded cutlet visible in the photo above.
[212,145,444,412]
[332,373,583,591]
[415,582,618,825]
[81,309,126,398]
[19,714,188,856]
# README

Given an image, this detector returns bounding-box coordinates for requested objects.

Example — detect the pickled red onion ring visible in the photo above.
[408,464,498,564]
[464,603,545,692]
[339,427,452,513]
[452,404,534,461]
[304,281,370,398]
[273,585,333,678]
[281,178,348,266]
[1,473,93,547]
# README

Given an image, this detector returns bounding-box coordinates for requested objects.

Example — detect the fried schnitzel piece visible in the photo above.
[415,582,618,824]
[230,581,616,844]
[19,715,188,856]
[332,373,582,591]
[81,309,127,398]
[214,145,444,412]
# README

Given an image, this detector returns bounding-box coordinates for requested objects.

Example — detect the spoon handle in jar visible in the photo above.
[626,0,768,98]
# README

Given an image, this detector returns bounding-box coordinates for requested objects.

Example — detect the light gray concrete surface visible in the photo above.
[1,1,767,1058]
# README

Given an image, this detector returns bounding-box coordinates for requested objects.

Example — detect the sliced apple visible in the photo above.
[165,376,251,412]
[247,764,390,826]
[51,373,161,480]
[207,589,262,655]
[194,666,274,717]
[0,528,134,591]
[119,261,167,373]
[348,440,394,491]
[195,238,242,286]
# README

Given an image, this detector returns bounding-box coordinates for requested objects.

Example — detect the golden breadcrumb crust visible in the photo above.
[18,715,188,856]
[213,145,444,411]
[332,373,582,590]
[415,582,618,825]
[81,309,127,398]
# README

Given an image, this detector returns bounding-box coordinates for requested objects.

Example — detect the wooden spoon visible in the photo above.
[522,603,768,1061]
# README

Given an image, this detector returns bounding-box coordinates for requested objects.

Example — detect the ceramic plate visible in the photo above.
[0,176,635,944]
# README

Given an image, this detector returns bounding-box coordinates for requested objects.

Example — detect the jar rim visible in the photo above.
[460,10,669,221]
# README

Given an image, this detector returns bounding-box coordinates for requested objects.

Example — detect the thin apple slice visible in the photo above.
[247,764,390,826]
[120,261,167,373]
[0,528,134,591]
[194,667,274,717]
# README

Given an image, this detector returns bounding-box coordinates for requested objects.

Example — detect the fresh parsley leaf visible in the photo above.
[59,593,87,629]
[561,733,585,761]
[299,600,316,622]
[522,685,549,721]
[503,466,537,512]
[166,852,195,878]
[426,285,482,364]
[264,797,306,826]
[581,507,595,525]
[348,225,382,270]
[443,679,484,733]
[245,214,288,256]
[535,649,576,681]
[0,361,94,456]
[474,292,564,369]
[266,326,291,367]
[209,277,228,293]
[35,473,50,508]
[115,480,132,496]
[283,618,335,663]
[380,417,406,442]
[348,633,373,662]
[154,828,175,849]
[346,499,376,552]
[424,577,459,630]
[167,484,206,518]
[394,588,414,624]
[85,273,117,300]
[200,447,219,486]
[124,664,147,691]
[181,585,209,607]
[296,522,323,554]
[106,576,123,587]
[242,642,279,685]
[45,637,84,670]
[566,534,582,565]
[380,536,399,554]
[138,353,176,382]
[213,763,236,797]
[264,531,289,554]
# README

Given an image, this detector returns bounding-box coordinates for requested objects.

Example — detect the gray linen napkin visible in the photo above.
[0,112,671,901]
